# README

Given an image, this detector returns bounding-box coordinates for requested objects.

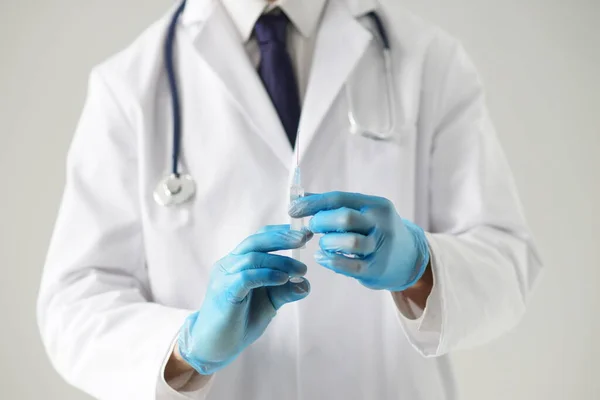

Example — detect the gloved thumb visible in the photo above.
[267,279,311,310]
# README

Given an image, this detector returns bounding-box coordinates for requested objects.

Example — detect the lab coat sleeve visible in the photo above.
[37,68,212,400]
[396,35,543,356]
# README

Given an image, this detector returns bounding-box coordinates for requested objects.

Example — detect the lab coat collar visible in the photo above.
[180,0,214,25]
[181,0,377,31]
[296,0,376,164]
[219,0,328,42]
[342,0,379,17]
[181,0,378,168]
[278,0,328,39]
[184,1,294,167]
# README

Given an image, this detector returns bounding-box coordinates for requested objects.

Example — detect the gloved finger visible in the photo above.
[319,233,377,257]
[267,278,311,310]
[314,250,370,279]
[309,207,373,234]
[227,269,290,302]
[232,229,313,255]
[255,224,291,234]
[289,191,389,218]
[224,252,307,277]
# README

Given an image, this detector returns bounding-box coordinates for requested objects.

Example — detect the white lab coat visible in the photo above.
[37,0,542,399]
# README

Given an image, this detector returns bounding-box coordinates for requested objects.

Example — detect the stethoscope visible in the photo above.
[154,0,398,207]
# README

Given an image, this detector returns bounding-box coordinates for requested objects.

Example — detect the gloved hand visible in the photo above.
[288,192,429,292]
[177,226,312,375]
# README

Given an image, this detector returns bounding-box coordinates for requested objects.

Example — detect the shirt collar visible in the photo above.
[219,0,328,42]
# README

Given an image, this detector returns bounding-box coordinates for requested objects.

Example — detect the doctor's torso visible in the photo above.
[95,0,453,398]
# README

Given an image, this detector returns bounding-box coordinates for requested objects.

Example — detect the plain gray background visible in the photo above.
[1,0,598,399]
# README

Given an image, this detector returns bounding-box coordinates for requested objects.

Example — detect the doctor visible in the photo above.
[37,0,542,399]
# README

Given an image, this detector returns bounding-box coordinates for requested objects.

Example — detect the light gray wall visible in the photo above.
[1,0,598,399]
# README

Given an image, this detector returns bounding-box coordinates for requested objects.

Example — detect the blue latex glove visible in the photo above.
[177,226,312,375]
[288,192,429,292]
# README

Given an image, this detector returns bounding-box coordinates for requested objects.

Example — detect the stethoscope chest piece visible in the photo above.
[154,173,196,206]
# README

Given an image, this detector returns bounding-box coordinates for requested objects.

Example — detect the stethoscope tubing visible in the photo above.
[165,0,188,177]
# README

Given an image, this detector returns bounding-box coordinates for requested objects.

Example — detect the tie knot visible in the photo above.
[254,12,289,46]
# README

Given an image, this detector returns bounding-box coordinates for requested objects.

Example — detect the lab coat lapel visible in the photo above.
[297,0,372,163]
[186,2,293,167]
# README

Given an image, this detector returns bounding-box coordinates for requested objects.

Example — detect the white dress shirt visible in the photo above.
[222,0,327,103]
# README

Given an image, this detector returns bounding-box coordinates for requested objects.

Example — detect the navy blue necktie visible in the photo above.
[254,12,301,148]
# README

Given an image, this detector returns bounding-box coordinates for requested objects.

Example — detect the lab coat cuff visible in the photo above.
[156,313,215,399]
[394,232,445,357]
